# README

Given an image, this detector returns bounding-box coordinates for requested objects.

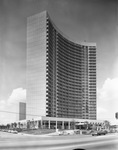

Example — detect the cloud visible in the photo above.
[8,88,26,104]
[98,78,118,101]
[0,88,26,124]
[97,78,118,124]
[0,100,6,110]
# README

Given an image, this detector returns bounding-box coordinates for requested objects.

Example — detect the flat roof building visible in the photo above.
[19,102,26,120]
[26,11,96,120]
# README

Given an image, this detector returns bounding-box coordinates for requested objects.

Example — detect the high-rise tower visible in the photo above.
[26,11,96,120]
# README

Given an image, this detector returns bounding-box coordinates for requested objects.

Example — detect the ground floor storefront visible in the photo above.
[14,116,104,130]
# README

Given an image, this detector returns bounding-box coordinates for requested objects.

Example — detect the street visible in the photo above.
[0,131,118,150]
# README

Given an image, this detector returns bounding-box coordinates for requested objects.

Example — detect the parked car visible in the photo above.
[74,130,80,134]
[8,130,11,133]
[92,130,107,136]
[58,130,64,135]
[12,130,18,134]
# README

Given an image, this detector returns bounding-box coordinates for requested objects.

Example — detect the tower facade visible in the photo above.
[27,11,96,120]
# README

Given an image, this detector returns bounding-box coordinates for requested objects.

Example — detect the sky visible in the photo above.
[0,0,118,124]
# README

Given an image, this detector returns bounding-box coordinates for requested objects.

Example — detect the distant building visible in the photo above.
[19,102,26,120]
[26,11,96,120]
[115,112,118,119]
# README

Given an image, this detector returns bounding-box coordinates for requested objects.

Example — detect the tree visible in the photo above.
[18,122,20,128]
[11,123,14,129]
[84,121,89,130]
[27,120,31,129]
[6,124,10,130]
[92,123,97,131]
[104,120,110,130]
[14,122,17,129]
[72,119,76,130]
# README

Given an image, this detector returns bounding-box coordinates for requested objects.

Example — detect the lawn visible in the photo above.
[21,128,56,135]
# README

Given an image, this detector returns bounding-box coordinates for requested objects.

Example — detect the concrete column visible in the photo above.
[48,120,50,129]
[68,121,70,130]
[62,121,64,129]
[37,121,38,129]
[35,121,37,129]
[56,121,57,129]
[38,121,39,128]
[41,119,43,129]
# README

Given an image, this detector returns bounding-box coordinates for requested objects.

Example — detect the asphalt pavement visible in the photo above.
[0,131,118,150]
